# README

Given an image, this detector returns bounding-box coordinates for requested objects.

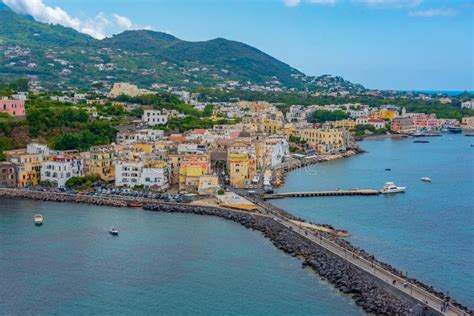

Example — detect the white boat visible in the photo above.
[381,182,406,194]
[34,214,43,225]
[421,177,432,182]
[109,227,119,235]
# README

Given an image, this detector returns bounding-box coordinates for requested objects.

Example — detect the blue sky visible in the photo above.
[4,0,474,90]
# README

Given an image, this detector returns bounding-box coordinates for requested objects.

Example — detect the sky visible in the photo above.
[3,0,474,91]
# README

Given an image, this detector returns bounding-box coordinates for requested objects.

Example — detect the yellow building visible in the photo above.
[369,111,381,119]
[380,109,398,121]
[88,146,115,181]
[7,153,42,187]
[263,120,283,135]
[169,153,209,185]
[334,119,356,130]
[198,175,219,195]
[133,143,153,154]
[228,153,250,189]
[301,128,346,154]
[178,161,209,191]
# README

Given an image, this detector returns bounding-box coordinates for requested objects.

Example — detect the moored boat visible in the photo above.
[34,214,43,225]
[421,177,432,182]
[381,182,406,194]
[447,126,462,134]
[127,202,143,208]
[109,227,119,235]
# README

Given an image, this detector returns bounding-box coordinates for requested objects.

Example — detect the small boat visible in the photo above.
[385,168,391,171]
[413,140,429,143]
[34,214,43,225]
[109,227,119,235]
[447,127,462,134]
[464,133,474,137]
[381,182,406,194]
[127,202,143,208]
[421,177,432,182]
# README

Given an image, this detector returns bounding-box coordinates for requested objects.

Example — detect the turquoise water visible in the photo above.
[0,198,362,315]
[272,134,474,308]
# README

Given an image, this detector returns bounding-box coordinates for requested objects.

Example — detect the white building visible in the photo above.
[265,137,289,168]
[461,100,474,110]
[117,129,164,144]
[27,142,50,155]
[115,161,142,187]
[115,160,169,190]
[139,162,169,190]
[142,110,168,126]
[41,156,82,188]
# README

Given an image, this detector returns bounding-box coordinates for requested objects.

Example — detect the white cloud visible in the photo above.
[408,8,458,17]
[3,0,140,39]
[355,0,422,8]
[113,13,133,30]
[284,0,301,7]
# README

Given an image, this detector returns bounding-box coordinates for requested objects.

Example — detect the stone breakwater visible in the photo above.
[142,203,414,314]
[272,149,363,188]
[256,199,473,314]
[0,189,130,207]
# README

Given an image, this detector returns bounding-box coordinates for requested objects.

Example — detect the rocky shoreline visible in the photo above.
[1,188,471,314]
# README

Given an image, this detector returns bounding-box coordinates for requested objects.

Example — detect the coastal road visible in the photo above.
[251,199,466,316]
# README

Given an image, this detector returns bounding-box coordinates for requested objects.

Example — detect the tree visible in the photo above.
[309,110,349,123]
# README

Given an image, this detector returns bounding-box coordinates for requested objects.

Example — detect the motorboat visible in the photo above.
[385,168,391,171]
[381,182,406,194]
[447,127,462,134]
[34,214,43,225]
[109,227,119,235]
[413,140,429,143]
[421,177,432,182]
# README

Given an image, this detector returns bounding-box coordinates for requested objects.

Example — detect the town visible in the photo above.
[1,81,473,210]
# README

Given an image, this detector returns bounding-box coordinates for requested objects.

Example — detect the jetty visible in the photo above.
[264,189,380,199]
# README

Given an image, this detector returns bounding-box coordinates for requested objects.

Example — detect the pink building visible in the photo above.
[1,99,25,117]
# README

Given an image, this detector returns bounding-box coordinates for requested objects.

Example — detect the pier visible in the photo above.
[264,189,380,199]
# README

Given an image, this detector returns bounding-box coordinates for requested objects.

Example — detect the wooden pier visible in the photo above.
[264,189,380,199]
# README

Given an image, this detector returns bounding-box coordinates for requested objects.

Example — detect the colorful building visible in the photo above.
[0,99,26,117]
[380,109,398,120]
[391,117,416,134]
[197,174,219,195]
[228,153,250,188]
[88,145,115,181]
[7,153,42,187]
[334,119,357,130]
[0,162,17,188]
[301,128,346,154]
[178,161,209,191]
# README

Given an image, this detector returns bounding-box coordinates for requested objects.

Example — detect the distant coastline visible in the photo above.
[406,90,473,96]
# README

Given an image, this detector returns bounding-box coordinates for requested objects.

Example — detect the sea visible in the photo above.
[0,199,362,315]
[0,134,472,314]
[271,133,474,308]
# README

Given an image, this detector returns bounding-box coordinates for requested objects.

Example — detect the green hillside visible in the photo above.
[0,2,364,93]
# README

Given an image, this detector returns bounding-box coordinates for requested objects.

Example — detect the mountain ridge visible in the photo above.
[0,2,365,93]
